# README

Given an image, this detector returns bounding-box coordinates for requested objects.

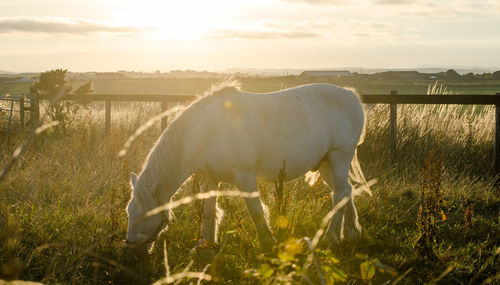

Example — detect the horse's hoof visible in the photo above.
[343,226,362,241]
[259,236,277,253]
[261,245,275,254]
[320,234,341,248]
[191,239,218,254]
[191,240,218,270]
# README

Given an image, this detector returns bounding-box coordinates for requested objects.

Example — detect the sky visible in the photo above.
[1,0,500,72]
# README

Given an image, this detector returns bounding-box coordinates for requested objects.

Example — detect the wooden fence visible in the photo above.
[0,95,39,131]
[26,91,500,174]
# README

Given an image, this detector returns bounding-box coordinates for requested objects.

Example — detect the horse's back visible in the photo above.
[181,83,365,182]
[248,83,365,148]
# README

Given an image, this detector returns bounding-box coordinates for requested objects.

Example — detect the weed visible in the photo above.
[463,202,474,235]
[415,150,445,260]
[273,160,291,242]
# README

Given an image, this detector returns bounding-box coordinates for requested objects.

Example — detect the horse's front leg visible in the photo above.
[192,177,223,269]
[199,178,223,246]
[234,172,276,252]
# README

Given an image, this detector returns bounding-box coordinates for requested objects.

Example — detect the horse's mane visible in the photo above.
[200,78,241,99]
[161,78,241,124]
[136,79,241,198]
[162,78,241,127]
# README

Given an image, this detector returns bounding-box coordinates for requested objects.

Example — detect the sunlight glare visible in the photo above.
[108,0,235,40]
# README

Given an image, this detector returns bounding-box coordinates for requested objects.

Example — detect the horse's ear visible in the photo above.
[131,172,138,186]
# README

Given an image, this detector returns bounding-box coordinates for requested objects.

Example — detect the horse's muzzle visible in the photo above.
[123,239,151,257]
[124,239,151,247]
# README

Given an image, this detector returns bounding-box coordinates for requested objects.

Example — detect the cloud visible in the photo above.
[277,0,500,19]
[492,0,500,11]
[206,19,326,39]
[0,17,144,36]
[373,0,413,4]
[205,18,418,41]
[207,29,322,39]
[278,0,347,4]
[371,0,498,18]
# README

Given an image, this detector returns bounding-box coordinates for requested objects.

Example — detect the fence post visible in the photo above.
[29,93,40,126]
[161,101,168,130]
[390,90,398,165]
[105,100,111,136]
[495,93,500,176]
[7,99,14,130]
[19,96,25,130]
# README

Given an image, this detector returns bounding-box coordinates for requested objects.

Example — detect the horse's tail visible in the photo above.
[305,170,321,187]
[349,148,372,196]
[350,91,371,195]
[357,120,366,146]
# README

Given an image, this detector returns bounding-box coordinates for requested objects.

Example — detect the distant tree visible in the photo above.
[475,72,492,80]
[446,69,461,80]
[462,72,475,81]
[492,70,500,80]
[30,69,92,135]
[435,72,447,80]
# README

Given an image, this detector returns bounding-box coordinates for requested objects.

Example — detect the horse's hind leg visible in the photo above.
[343,190,362,240]
[200,178,223,245]
[319,148,361,244]
[234,172,276,252]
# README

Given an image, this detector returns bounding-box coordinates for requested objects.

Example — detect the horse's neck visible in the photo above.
[141,125,190,201]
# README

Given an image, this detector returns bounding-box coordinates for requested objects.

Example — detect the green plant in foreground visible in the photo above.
[245,238,344,284]
[0,202,24,280]
[416,150,445,260]
[245,238,397,284]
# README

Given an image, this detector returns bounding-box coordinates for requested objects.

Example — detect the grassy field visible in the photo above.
[1,80,500,284]
[0,81,33,96]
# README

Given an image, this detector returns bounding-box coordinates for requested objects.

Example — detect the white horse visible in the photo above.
[125,81,367,252]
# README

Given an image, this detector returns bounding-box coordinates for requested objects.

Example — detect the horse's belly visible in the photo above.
[202,143,327,183]
[254,130,329,181]
[255,155,324,182]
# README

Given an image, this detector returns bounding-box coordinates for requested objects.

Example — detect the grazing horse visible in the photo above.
[125,81,367,252]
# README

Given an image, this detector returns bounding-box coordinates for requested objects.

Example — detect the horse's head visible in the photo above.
[125,172,167,249]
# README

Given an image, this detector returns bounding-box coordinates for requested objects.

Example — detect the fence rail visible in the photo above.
[0,96,24,130]
[361,94,500,104]
[63,93,500,104]
[0,95,39,131]
[12,91,500,174]
[64,94,196,102]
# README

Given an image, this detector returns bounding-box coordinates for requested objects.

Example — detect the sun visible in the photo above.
[108,0,235,40]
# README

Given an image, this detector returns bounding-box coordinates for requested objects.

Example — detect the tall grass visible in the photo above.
[1,91,499,284]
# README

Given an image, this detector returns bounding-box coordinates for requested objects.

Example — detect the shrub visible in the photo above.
[30,69,92,135]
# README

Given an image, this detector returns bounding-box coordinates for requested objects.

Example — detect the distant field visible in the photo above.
[1,77,500,96]
[351,81,500,95]
[0,81,32,95]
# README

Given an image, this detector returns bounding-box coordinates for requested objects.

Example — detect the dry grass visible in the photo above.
[1,89,499,284]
